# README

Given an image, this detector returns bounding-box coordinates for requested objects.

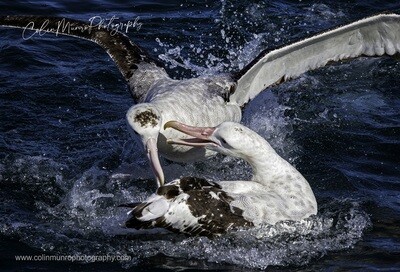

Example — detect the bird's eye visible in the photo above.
[221,138,227,145]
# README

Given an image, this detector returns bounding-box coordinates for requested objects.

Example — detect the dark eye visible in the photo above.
[221,138,227,145]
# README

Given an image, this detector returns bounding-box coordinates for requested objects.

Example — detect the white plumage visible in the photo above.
[123,121,317,236]
[1,14,400,185]
[231,14,400,105]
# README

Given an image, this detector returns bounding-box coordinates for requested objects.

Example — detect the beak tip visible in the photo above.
[157,177,165,187]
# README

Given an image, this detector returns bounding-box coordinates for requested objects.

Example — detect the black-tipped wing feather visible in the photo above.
[0,15,166,101]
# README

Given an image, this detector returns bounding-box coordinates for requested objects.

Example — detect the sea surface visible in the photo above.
[0,1,399,271]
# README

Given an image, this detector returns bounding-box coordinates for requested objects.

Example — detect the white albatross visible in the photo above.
[122,121,317,236]
[1,14,400,185]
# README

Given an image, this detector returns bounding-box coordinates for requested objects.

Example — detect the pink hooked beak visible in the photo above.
[146,138,164,187]
[163,121,217,147]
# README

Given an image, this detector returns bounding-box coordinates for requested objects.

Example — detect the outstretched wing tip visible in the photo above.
[0,15,164,77]
[0,15,168,101]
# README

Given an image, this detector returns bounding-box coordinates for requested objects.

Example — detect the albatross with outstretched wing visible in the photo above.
[1,14,399,186]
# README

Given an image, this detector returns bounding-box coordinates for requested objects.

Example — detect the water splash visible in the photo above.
[118,200,369,269]
[0,155,371,269]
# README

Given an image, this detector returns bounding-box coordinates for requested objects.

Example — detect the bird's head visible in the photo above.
[164,120,257,160]
[126,103,164,186]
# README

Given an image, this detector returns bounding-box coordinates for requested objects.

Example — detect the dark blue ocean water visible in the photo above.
[0,1,399,271]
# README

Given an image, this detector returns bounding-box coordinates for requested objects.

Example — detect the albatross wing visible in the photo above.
[124,177,253,237]
[0,15,166,101]
[231,13,400,106]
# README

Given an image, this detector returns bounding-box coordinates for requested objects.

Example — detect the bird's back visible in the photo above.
[125,177,253,237]
[147,76,242,162]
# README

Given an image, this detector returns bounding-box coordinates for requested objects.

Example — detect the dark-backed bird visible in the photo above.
[1,14,399,185]
[123,121,317,237]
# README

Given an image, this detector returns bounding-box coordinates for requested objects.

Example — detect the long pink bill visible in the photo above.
[164,120,215,140]
[167,137,215,147]
[146,138,164,187]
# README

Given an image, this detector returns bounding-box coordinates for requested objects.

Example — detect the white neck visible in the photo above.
[242,136,301,187]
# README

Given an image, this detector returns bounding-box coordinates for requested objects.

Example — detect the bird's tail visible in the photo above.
[121,194,170,230]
